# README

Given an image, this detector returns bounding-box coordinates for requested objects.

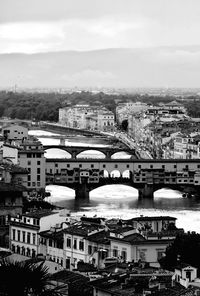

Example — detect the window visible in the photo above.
[79,241,84,251]
[17,230,20,241]
[88,245,92,255]
[150,165,153,168]
[157,250,164,260]
[74,239,77,249]
[79,164,82,168]
[22,231,26,243]
[37,168,40,174]
[139,250,146,261]
[28,182,31,187]
[174,165,177,169]
[12,229,16,240]
[126,164,129,168]
[32,182,36,186]
[103,164,106,168]
[67,164,70,168]
[162,165,165,169]
[138,165,141,169]
[55,164,58,168]
[121,250,127,261]
[115,164,118,168]
[27,232,31,244]
[67,238,71,248]
[32,234,36,245]
[28,175,31,181]
[28,161,31,166]
[49,239,52,247]
[37,175,40,181]
[91,164,94,168]
[37,161,40,165]
[113,249,118,257]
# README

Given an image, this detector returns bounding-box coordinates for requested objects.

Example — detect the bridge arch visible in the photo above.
[111,151,133,159]
[45,185,75,202]
[90,184,139,199]
[153,187,183,198]
[76,149,106,159]
[44,148,72,158]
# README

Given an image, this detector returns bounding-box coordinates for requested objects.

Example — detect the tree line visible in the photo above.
[0,91,200,122]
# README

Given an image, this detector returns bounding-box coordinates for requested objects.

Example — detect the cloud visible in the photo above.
[0,17,151,53]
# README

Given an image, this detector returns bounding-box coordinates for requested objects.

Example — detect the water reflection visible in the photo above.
[45,184,200,233]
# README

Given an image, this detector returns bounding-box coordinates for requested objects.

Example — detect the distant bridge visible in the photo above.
[30,122,115,138]
[45,158,200,200]
[43,145,137,159]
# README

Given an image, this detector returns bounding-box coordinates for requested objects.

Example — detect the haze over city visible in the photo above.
[1,0,200,88]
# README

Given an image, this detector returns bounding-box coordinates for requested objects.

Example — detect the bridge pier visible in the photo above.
[138,184,154,199]
[75,184,90,200]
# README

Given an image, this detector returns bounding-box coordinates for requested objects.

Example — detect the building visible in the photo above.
[59,105,115,132]
[2,124,28,142]
[17,137,46,193]
[59,105,97,129]
[173,263,198,288]
[90,268,174,296]
[97,111,115,132]
[63,218,106,270]
[146,101,187,117]
[1,124,46,194]
[129,216,177,233]
[0,161,28,247]
[116,102,148,125]
[10,210,68,258]
[39,226,65,267]
[174,133,200,159]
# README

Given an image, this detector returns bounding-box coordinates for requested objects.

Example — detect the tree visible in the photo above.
[121,119,128,131]
[159,232,200,272]
[0,259,66,296]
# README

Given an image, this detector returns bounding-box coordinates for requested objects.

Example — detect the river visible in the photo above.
[29,130,200,233]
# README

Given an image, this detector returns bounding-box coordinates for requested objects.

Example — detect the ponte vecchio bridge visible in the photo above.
[45,152,200,199]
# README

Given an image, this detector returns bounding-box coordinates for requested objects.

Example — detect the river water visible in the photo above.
[29,130,200,233]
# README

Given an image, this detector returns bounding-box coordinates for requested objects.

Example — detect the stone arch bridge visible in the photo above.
[45,158,200,200]
[43,145,137,159]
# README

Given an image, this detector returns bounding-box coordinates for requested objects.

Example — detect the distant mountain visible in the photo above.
[1,47,200,88]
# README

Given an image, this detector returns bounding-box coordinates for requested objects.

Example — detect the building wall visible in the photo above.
[93,287,111,296]
[46,159,200,187]
[110,239,170,266]
[2,125,28,141]
[19,149,46,191]
[63,233,87,269]
[3,145,18,165]
[10,224,39,257]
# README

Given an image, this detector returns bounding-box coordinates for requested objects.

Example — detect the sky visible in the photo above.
[1,0,200,88]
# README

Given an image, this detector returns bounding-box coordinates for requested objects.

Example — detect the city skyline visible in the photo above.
[1,0,200,88]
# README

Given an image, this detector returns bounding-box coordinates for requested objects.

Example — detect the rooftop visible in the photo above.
[0,161,28,174]
[130,216,177,222]
[87,230,110,245]
[63,222,104,237]
[23,210,58,219]
[0,182,27,192]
